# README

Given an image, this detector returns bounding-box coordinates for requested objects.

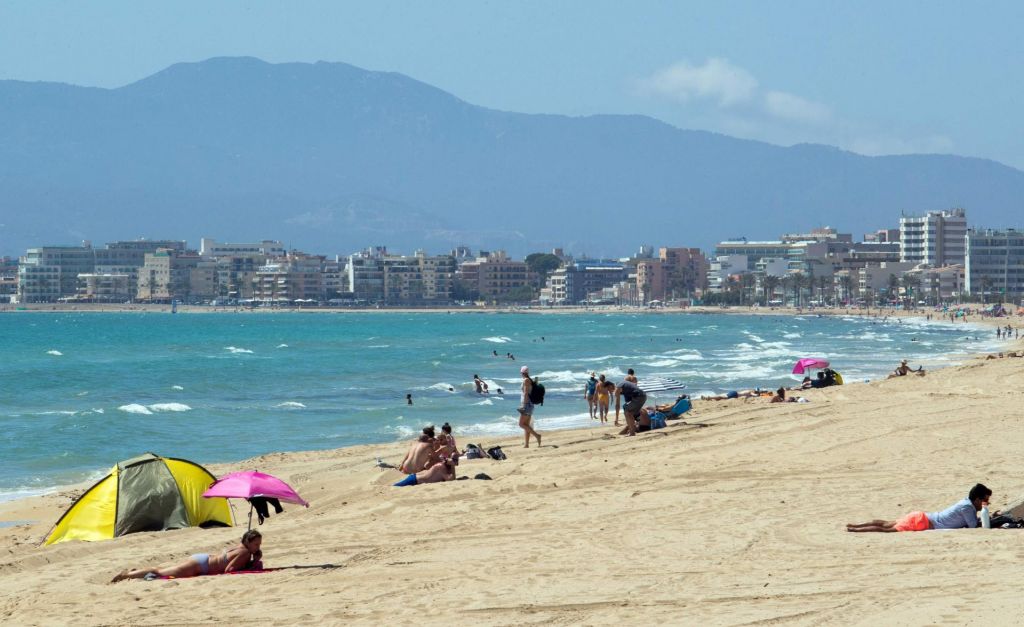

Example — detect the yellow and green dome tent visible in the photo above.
[44,453,233,546]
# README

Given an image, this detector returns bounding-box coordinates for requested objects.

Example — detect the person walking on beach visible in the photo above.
[584,373,598,420]
[518,365,542,448]
[111,530,263,582]
[596,375,611,423]
[614,378,646,436]
[846,484,992,532]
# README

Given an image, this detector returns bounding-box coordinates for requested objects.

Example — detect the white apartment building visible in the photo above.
[899,208,967,267]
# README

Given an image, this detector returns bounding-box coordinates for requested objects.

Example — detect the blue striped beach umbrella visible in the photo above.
[639,377,687,393]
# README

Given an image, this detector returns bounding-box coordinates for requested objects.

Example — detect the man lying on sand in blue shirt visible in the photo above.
[846,484,992,532]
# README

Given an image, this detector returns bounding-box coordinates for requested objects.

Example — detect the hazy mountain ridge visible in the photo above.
[2,56,1022,257]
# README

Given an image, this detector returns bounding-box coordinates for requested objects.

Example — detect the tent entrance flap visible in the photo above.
[115,457,190,536]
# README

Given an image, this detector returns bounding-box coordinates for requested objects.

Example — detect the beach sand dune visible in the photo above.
[2,353,1024,625]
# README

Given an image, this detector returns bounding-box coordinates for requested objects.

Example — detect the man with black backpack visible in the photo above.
[518,365,542,448]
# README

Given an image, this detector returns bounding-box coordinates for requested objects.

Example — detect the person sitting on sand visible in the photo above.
[889,359,925,378]
[399,426,437,474]
[435,422,457,459]
[770,387,798,403]
[620,407,653,434]
[111,530,262,582]
[394,454,459,487]
[846,484,992,532]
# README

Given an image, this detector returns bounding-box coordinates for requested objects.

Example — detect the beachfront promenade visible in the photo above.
[0,315,1022,625]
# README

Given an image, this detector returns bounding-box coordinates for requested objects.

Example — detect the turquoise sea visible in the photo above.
[0,311,996,500]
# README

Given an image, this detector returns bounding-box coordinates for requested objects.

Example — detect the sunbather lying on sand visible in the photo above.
[394,454,459,487]
[846,484,992,532]
[769,387,807,403]
[111,530,262,582]
[701,389,760,401]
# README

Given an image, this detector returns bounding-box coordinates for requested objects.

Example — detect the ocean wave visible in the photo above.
[473,399,494,406]
[224,346,254,354]
[171,385,184,390]
[482,336,513,343]
[117,402,191,414]
[276,401,307,409]
[533,369,585,384]
[38,410,78,416]
[149,403,192,412]
[384,424,417,440]
[46,350,63,356]
[783,332,801,339]
[118,404,153,415]
[367,344,391,348]
[276,343,289,348]
[426,382,457,392]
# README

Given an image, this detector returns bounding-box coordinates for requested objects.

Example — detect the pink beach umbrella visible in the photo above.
[792,358,830,375]
[203,471,309,529]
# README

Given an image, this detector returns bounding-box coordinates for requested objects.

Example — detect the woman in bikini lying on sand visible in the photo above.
[111,530,262,582]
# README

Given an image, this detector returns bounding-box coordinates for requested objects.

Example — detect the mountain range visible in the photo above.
[2,56,1023,258]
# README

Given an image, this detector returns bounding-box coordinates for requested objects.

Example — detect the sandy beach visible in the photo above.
[2,317,1023,625]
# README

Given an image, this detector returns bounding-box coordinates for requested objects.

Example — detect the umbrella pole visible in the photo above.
[247,502,254,531]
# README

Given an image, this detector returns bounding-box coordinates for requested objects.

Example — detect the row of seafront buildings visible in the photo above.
[1,208,1022,306]
[706,209,1024,305]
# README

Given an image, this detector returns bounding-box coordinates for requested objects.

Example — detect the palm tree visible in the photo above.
[839,274,854,305]
[790,272,806,308]
[763,275,781,304]
[818,275,830,305]
[739,273,756,306]
[901,274,921,309]
[980,275,993,304]
[886,274,900,306]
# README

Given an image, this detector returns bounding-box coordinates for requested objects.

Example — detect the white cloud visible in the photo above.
[640,58,758,107]
[763,90,832,126]
[639,58,953,158]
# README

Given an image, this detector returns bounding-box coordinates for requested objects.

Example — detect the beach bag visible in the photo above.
[464,444,486,459]
[487,446,507,461]
[529,378,545,405]
[649,413,667,430]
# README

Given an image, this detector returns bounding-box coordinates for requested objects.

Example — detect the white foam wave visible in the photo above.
[224,346,253,354]
[482,336,513,343]
[92,408,105,414]
[367,344,391,348]
[46,350,63,356]
[276,401,307,409]
[148,403,192,412]
[171,385,184,390]
[473,399,494,406]
[427,382,457,392]
[384,425,417,439]
[276,344,289,348]
[118,404,153,415]
[783,332,801,339]
[533,369,585,384]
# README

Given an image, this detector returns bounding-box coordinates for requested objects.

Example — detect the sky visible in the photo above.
[1,1,1023,168]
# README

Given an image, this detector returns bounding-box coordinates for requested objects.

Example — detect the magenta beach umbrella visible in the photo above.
[203,471,309,529]
[792,358,830,375]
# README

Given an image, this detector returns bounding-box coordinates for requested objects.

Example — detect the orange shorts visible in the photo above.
[894,511,930,532]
